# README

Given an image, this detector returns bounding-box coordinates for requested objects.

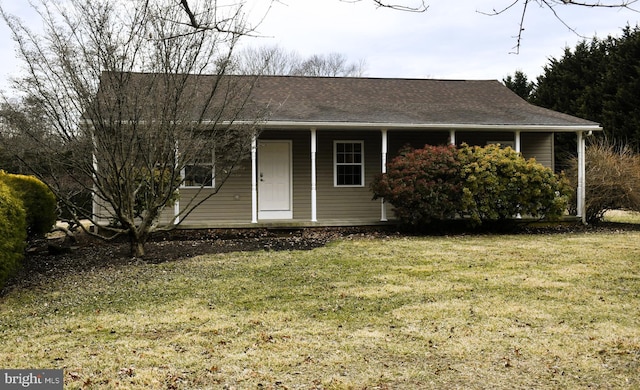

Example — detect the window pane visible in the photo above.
[184,165,213,187]
[337,165,362,186]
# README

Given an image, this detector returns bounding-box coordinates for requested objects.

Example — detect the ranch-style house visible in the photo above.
[93,74,602,227]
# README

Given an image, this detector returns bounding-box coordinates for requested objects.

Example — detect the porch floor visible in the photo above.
[175,216,582,230]
[177,219,395,229]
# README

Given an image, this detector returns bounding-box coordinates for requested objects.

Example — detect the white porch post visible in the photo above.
[380,129,388,222]
[310,128,318,222]
[577,131,587,223]
[174,200,180,225]
[449,129,456,145]
[251,136,258,223]
[173,140,180,225]
[514,130,521,153]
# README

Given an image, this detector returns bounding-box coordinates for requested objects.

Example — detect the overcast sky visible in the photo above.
[0,0,638,93]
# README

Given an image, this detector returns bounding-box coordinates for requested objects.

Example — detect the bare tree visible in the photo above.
[234,45,304,76]
[295,53,366,77]
[0,0,267,257]
[235,45,367,77]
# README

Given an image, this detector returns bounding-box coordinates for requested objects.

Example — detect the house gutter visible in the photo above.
[249,121,603,133]
[80,118,602,133]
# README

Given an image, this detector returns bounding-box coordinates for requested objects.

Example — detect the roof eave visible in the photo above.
[253,120,603,132]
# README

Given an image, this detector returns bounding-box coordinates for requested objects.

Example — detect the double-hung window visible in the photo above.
[181,150,215,188]
[334,141,364,187]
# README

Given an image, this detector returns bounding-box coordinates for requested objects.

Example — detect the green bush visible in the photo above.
[458,144,570,224]
[371,144,571,228]
[0,171,57,237]
[0,180,27,290]
[371,144,463,226]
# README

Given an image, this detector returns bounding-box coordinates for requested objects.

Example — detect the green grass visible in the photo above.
[1,232,639,389]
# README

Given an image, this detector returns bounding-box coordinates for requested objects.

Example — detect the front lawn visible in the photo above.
[1,232,639,389]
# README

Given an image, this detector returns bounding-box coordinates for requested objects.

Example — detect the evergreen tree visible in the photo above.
[601,26,640,148]
[503,70,535,101]
[533,26,640,151]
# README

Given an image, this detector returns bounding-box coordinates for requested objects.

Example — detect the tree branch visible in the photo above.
[478,0,639,54]
[179,0,199,28]
[339,0,428,12]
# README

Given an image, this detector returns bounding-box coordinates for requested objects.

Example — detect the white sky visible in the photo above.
[0,0,638,93]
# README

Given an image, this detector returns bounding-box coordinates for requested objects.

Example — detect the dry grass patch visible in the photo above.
[1,232,639,389]
[604,210,640,224]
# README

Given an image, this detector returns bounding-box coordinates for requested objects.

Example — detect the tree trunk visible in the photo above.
[131,241,146,258]
[129,231,147,258]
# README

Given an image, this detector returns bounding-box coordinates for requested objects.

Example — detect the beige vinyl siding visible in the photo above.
[520,132,554,169]
[93,196,114,226]
[453,131,554,169]
[387,131,450,158]
[455,131,515,147]
[316,131,381,221]
[176,160,253,224]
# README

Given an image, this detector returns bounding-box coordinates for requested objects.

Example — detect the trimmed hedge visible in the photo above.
[371,143,571,227]
[0,171,57,237]
[0,180,27,290]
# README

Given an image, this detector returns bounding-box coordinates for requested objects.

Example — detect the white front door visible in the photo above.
[258,141,293,219]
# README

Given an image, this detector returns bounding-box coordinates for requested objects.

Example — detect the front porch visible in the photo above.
[171,127,592,228]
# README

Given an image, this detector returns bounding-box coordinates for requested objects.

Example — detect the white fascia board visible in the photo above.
[249,121,603,133]
[81,118,603,133]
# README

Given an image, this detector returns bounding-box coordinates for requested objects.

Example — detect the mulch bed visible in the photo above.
[4,221,640,294]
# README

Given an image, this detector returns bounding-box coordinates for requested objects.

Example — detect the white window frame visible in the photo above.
[334,140,365,187]
[181,149,215,189]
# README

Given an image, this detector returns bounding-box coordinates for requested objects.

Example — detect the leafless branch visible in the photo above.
[319,0,428,13]
[370,0,428,12]
[179,0,199,27]
[479,0,639,54]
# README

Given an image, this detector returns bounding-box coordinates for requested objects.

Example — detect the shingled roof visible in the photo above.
[249,76,600,130]
[93,73,601,131]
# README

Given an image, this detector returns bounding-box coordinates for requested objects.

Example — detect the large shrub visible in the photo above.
[372,143,570,227]
[0,171,57,237]
[458,144,570,224]
[0,181,27,290]
[567,139,640,223]
[371,144,463,226]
